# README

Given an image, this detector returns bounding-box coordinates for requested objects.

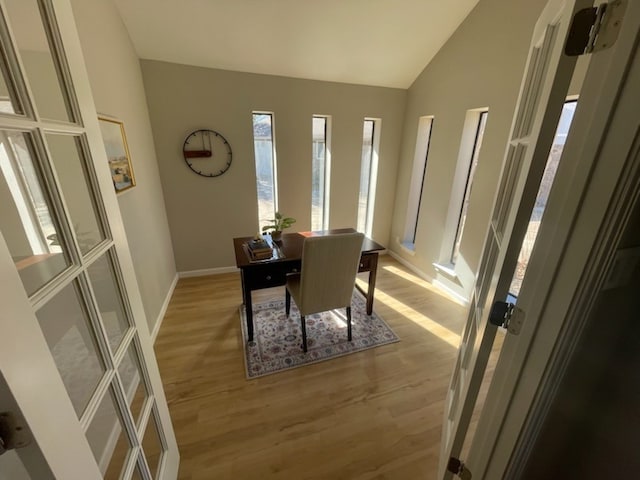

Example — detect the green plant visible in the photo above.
[261,212,296,234]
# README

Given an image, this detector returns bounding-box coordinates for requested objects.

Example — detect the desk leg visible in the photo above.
[366,253,379,315]
[241,269,254,342]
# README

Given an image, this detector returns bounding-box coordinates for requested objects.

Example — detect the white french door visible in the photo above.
[0,0,178,479]
[466,0,640,477]
[438,0,591,477]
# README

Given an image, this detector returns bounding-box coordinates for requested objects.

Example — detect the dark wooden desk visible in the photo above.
[233,228,385,342]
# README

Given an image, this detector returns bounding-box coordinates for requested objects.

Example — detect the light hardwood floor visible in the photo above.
[154,255,469,479]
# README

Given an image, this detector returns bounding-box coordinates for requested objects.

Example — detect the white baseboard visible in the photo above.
[151,273,178,342]
[387,250,434,283]
[387,250,468,306]
[178,266,238,278]
[432,279,470,306]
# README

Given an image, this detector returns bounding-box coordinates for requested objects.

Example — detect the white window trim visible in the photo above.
[268,113,279,214]
[438,108,488,268]
[324,117,332,230]
[312,114,331,230]
[0,132,50,254]
[358,117,381,237]
[252,111,278,226]
[365,118,380,237]
[402,115,434,250]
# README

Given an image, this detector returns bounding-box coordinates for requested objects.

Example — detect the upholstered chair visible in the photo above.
[285,232,364,352]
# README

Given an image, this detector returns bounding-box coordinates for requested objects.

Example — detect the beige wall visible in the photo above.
[388,0,582,298]
[71,0,176,332]
[140,61,405,272]
[69,0,586,305]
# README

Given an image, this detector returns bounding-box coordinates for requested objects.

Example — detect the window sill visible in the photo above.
[432,262,458,279]
[396,238,417,256]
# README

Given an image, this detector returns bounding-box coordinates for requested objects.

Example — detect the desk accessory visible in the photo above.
[261,212,296,241]
[242,236,284,262]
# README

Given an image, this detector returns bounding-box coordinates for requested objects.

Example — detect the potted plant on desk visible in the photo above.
[262,212,296,242]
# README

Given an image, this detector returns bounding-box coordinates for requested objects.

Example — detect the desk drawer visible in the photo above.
[358,253,376,272]
[243,261,301,290]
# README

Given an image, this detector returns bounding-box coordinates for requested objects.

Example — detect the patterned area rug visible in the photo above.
[240,291,400,378]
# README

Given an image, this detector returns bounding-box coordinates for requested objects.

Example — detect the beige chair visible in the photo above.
[285,232,365,352]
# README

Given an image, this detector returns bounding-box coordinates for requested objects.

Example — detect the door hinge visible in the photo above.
[0,411,32,456]
[565,0,626,56]
[489,301,525,335]
[448,457,473,480]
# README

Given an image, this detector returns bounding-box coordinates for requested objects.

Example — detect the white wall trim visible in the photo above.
[388,250,469,306]
[432,279,470,307]
[394,236,417,256]
[439,107,489,263]
[402,115,434,244]
[360,117,382,236]
[432,261,458,279]
[387,250,433,282]
[178,265,238,278]
[151,273,178,342]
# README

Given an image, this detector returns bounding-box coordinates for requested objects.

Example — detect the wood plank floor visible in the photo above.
[154,255,468,479]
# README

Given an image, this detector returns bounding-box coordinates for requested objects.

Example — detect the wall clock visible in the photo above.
[182,129,233,177]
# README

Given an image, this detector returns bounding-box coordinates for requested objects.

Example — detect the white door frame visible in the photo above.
[438,0,591,476]
[0,242,102,478]
[0,0,178,478]
[465,1,640,478]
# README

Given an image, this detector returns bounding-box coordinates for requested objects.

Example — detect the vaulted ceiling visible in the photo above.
[113,0,479,89]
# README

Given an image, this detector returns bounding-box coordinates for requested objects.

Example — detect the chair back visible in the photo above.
[297,232,364,315]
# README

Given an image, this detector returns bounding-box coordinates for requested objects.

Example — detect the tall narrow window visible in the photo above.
[312,116,330,231]
[451,110,488,264]
[403,116,434,248]
[509,99,578,299]
[252,113,277,230]
[357,118,380,235]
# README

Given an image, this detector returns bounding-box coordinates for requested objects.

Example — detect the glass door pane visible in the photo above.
[35,281,105,417]
[0,130,69,295]
[46,133,105,254]
[3,0,74,122]
[509,100,577,298]
[131,465,144,480]
[142,410,165,479]
[118,341,148,427]
[85,386,130,478]
[87,251,130,352]
[0,11,24,116]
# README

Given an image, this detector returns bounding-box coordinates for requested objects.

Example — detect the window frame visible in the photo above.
[251,111,278,230]
[402,116,434,250]
[0,131,53,254]
[451,110,488,264]
[357,117,381,236]
[311,115,331,231]
[436,108,489,271]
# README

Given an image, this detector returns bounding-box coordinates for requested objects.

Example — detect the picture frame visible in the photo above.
[98,116,136,193]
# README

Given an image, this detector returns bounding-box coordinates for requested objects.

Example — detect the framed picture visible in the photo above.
[98,116,136,193]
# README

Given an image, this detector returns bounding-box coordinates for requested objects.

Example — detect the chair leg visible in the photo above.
[301,315,307,352]
[285,288,291,317]
[347,306,352,342]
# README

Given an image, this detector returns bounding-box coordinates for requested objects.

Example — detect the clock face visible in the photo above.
[182,129,233,177]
